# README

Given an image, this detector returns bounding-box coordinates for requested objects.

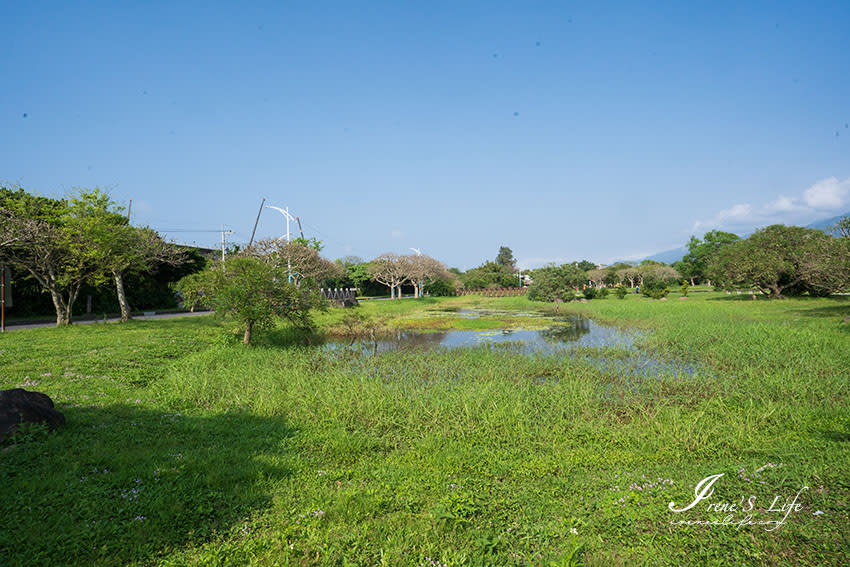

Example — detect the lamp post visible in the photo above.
[265,205,296,282]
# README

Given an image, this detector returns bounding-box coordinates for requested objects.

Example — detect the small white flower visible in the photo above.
[813,510,824,516]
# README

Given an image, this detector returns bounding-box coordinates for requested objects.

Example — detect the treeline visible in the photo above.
[0,185,204,325]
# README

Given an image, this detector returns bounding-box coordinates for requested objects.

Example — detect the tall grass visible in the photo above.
[1,293,848,566]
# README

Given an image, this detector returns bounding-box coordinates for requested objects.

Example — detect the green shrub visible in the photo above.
[583,287,597,300]
[641,277,670,299]
[680,280,690,296]
[424,278,455,296]
[615,286,628,299]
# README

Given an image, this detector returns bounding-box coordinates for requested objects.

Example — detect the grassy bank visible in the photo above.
[1,293,848,566]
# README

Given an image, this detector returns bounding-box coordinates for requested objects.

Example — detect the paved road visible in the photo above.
[2,310,213,331]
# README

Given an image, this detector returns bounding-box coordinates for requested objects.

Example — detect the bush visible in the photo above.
[680,280,690,296]
[615,286,628,299]
[583,287,597,300]
[641,278,670,299]
[424,278,455,297]
[598,287,609,299]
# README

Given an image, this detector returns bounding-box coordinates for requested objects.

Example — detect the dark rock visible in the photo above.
[0,389,65,439]
[842,315,850,324]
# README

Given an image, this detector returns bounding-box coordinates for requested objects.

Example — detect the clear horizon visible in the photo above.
[2,2,849,270]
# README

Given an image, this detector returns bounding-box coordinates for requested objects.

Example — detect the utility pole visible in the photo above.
[249,197,266,246]
[220,226,234,264]
[296,216,305,239]
[127,198,132,220]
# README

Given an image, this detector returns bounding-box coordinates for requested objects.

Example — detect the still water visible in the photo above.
[325,312,698,378]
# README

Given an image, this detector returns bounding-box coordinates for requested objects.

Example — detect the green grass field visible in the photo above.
[1,292,848,566]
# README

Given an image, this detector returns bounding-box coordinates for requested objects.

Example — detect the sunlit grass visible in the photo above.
[1,293,848,565]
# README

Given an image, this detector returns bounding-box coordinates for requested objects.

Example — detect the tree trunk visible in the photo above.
[113,269,133,322]
[48,288,66,326]
[243,321,253,345]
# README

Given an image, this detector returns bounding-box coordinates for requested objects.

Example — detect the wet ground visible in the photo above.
[325,309,699,379]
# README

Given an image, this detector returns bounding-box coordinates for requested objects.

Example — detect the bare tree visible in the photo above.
[586,269,608,288]
[402,254,450,297]
[615,267,640,288]
[247,238,342,288]
[368,253,408,299]
[831,216,850,238]
[639,265,681,284]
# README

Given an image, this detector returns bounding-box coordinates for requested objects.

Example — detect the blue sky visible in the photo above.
[2,1,849,269]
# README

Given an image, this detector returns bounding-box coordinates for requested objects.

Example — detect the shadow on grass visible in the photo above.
[0,404,296,567]
[252,325,325,348]
[789,302,850,320]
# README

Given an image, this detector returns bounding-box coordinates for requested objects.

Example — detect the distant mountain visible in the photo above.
[644,246,688,265]
[807,211,849,233]
[613,210,850,267]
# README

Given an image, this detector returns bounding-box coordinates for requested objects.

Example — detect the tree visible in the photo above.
[638,264,680,285]
[709,224,845,298]
[179,256,324,344]
[576,260,597,272]
[368,253,408,299]
[462,261,517,289]
[615,267,641,288]
[0,188,102,325]
[830,216,850,238]
[527,263,586,302]
[67,189,186,322]
[678,230,740,285]
[404,254,451,297]
[586,269,608,288]
[247,238,342,288]
[495,246,517,272]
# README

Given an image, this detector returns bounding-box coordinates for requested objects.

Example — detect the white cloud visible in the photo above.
[693,203,751,232]
[692,176,850,233]
[391,229,403,239]
[766,195,798,212]
[802,177,850,209]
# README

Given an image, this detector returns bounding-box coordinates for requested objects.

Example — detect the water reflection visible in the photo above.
[324,313,698,378]
[327,314,633,353]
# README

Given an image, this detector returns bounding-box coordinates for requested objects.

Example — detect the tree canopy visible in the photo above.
[709,224,849,297]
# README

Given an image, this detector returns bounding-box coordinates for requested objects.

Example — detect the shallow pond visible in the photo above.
[326,312,698,378]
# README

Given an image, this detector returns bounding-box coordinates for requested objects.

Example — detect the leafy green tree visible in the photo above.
[679,230,740,285]
[709,224,846,298]
[527,263,586,302]
[576,260,596,272]
[68,189,186,321]
[0,186,101,325]
[462,261,517,289]
[495,246,517,272]
[181,256,325,344]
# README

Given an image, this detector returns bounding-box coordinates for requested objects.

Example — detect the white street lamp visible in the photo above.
[265,204,296,282]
